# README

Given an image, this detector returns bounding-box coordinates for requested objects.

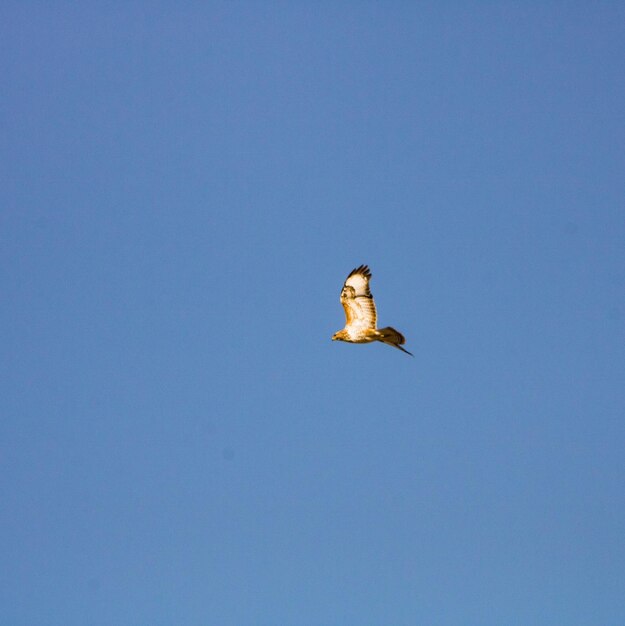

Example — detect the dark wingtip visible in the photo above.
[347,264,371,279]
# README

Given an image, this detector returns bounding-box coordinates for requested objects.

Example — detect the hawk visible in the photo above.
[332,264,413,356]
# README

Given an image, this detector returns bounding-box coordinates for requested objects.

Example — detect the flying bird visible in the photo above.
[332,265,413,356]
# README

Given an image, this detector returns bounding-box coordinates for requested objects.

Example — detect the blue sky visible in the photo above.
[2,4,624,625]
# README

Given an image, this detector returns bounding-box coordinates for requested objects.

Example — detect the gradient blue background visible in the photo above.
[2,4,624,625]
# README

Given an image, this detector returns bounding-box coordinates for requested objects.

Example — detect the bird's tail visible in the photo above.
[377,327,413,356]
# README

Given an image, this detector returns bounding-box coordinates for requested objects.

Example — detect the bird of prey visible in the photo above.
[332,264,413,356]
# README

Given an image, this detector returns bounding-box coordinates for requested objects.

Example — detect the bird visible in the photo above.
[332,264,413,356]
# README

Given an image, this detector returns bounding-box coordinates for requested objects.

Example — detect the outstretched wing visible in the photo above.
[340,264,377,330]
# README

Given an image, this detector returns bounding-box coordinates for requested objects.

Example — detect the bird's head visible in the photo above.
[331,330,346,342]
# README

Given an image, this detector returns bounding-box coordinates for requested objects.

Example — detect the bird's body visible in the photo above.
[332,265,413,356]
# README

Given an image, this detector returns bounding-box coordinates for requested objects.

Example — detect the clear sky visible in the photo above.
[2,4,624,625]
